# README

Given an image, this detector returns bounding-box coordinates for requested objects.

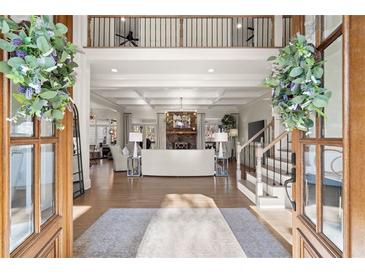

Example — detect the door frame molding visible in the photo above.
[291,15,365,258]
[0,15,74,258]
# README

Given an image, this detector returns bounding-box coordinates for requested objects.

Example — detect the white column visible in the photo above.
[274,16,283,48]
[73,16,91,190]
[236,142,241,182]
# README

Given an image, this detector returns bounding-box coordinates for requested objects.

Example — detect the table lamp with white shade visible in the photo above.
[129,132,143,158]
[214,132,228,158]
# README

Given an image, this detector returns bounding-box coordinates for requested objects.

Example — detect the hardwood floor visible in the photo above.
[73,159,292,255]
[73,159,251,238]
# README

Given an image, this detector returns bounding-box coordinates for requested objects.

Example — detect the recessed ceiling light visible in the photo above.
[120,17,126,22]
[208,68,215,73]
[111,68,118,73]
[236,23,242,29]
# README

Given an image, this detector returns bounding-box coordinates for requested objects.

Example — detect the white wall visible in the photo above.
[239,97,272,144]
[90,108,123,146]
[73,16,91,190]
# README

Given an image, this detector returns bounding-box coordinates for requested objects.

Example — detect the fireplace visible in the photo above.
[166,134,197,149]
[174,142,189,149]
[165,111,197,149]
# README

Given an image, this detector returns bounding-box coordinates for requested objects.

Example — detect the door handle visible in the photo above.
[284,152,296,211]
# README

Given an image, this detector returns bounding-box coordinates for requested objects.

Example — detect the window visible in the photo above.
[9,145,34,252]
[322,146,343,251]
[41,144,55,224]
[300,16,344,254]
[9,88,58,253]
[303,145,317,225]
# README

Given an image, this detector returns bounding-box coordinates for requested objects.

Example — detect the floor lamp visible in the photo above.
[129,132,143,158]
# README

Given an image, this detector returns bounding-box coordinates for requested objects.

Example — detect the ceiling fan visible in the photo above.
[115,31,139,47]
[246,27,254,43]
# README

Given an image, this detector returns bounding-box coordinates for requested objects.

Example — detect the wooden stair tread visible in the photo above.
[247,172,286,187]
[240,180,256,193]
[262,164,291,175]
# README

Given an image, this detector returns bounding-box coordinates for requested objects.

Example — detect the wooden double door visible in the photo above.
[291,16,365,258]
[0,16,73,258]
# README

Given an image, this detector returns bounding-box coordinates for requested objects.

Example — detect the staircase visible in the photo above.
[236,120,294,208]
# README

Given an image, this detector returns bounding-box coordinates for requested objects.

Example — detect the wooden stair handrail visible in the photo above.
[238,118,274,153]
[261,131,289,155]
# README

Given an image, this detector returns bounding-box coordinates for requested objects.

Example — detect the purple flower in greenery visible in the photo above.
[18,85,27,94]
[12,38,23,46]
[15,50,27,58]
[30,82,41,94]
[25,88,33,100]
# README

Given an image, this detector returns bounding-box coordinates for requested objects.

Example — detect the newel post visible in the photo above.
[255,143,264,202]
[236,142,241,182]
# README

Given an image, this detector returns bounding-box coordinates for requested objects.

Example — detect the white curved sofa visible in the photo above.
[141,149,215,176]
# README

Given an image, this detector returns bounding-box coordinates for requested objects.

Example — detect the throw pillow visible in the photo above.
[122,146,130,156]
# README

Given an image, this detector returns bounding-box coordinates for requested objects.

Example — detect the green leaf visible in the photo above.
[312,66,324,79]
[43,56,56,68]
[1,20,10,34]
[52,109,64,120]
[289,67,303,77]
[267,56,276,61]
[12,92,27,104]
[0,38,16,52]
[312,95,329,108]
[40,90,58,99]
[43,109,53,119]
[60,50,69,62]
[36,36,51,54]
[296,34,306,44]
[304,118,314,128]
[0,61,11,73]
[25,55,37,68]
[55,23,68,35]
[292,78,304,84]
[292,95,305,104]
[7,57,25,68]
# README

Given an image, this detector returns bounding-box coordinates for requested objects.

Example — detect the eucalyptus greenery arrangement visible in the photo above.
[0,15,78,130]
[221,114,236,131]
[264,33,331,132]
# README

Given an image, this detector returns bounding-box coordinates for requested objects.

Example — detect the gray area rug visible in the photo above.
[74,208,158,258]
[136,208,246,258]
[220,208,290,258]
[74,208,290,258]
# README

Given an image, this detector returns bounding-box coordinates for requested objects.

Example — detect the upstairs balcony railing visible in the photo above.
[87,16,276,48]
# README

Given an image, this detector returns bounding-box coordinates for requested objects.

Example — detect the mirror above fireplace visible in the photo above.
[165,111,197,149]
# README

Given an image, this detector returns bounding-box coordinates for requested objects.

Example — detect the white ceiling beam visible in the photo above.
[149,98,214,105]
[90,92,124,112]
[85,48,279,62]
[91,79,264,88]
[115,99,148,105]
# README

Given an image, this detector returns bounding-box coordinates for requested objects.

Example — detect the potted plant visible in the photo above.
[221,114,236,131]
[264,33,331,132]
[0,15,78,130]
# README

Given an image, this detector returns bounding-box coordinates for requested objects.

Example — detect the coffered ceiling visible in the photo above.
[87,48,277,112]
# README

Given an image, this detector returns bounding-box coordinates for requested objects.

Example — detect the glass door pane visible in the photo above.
[322,16,342,40]
[9,145,34,251]
[305,15,316,46]
[303,145,317,225]
[10,84,34,137]
[322,146,343,251]
[41,119,55,137]
[41,144,55,224]
[322,35,343,138]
